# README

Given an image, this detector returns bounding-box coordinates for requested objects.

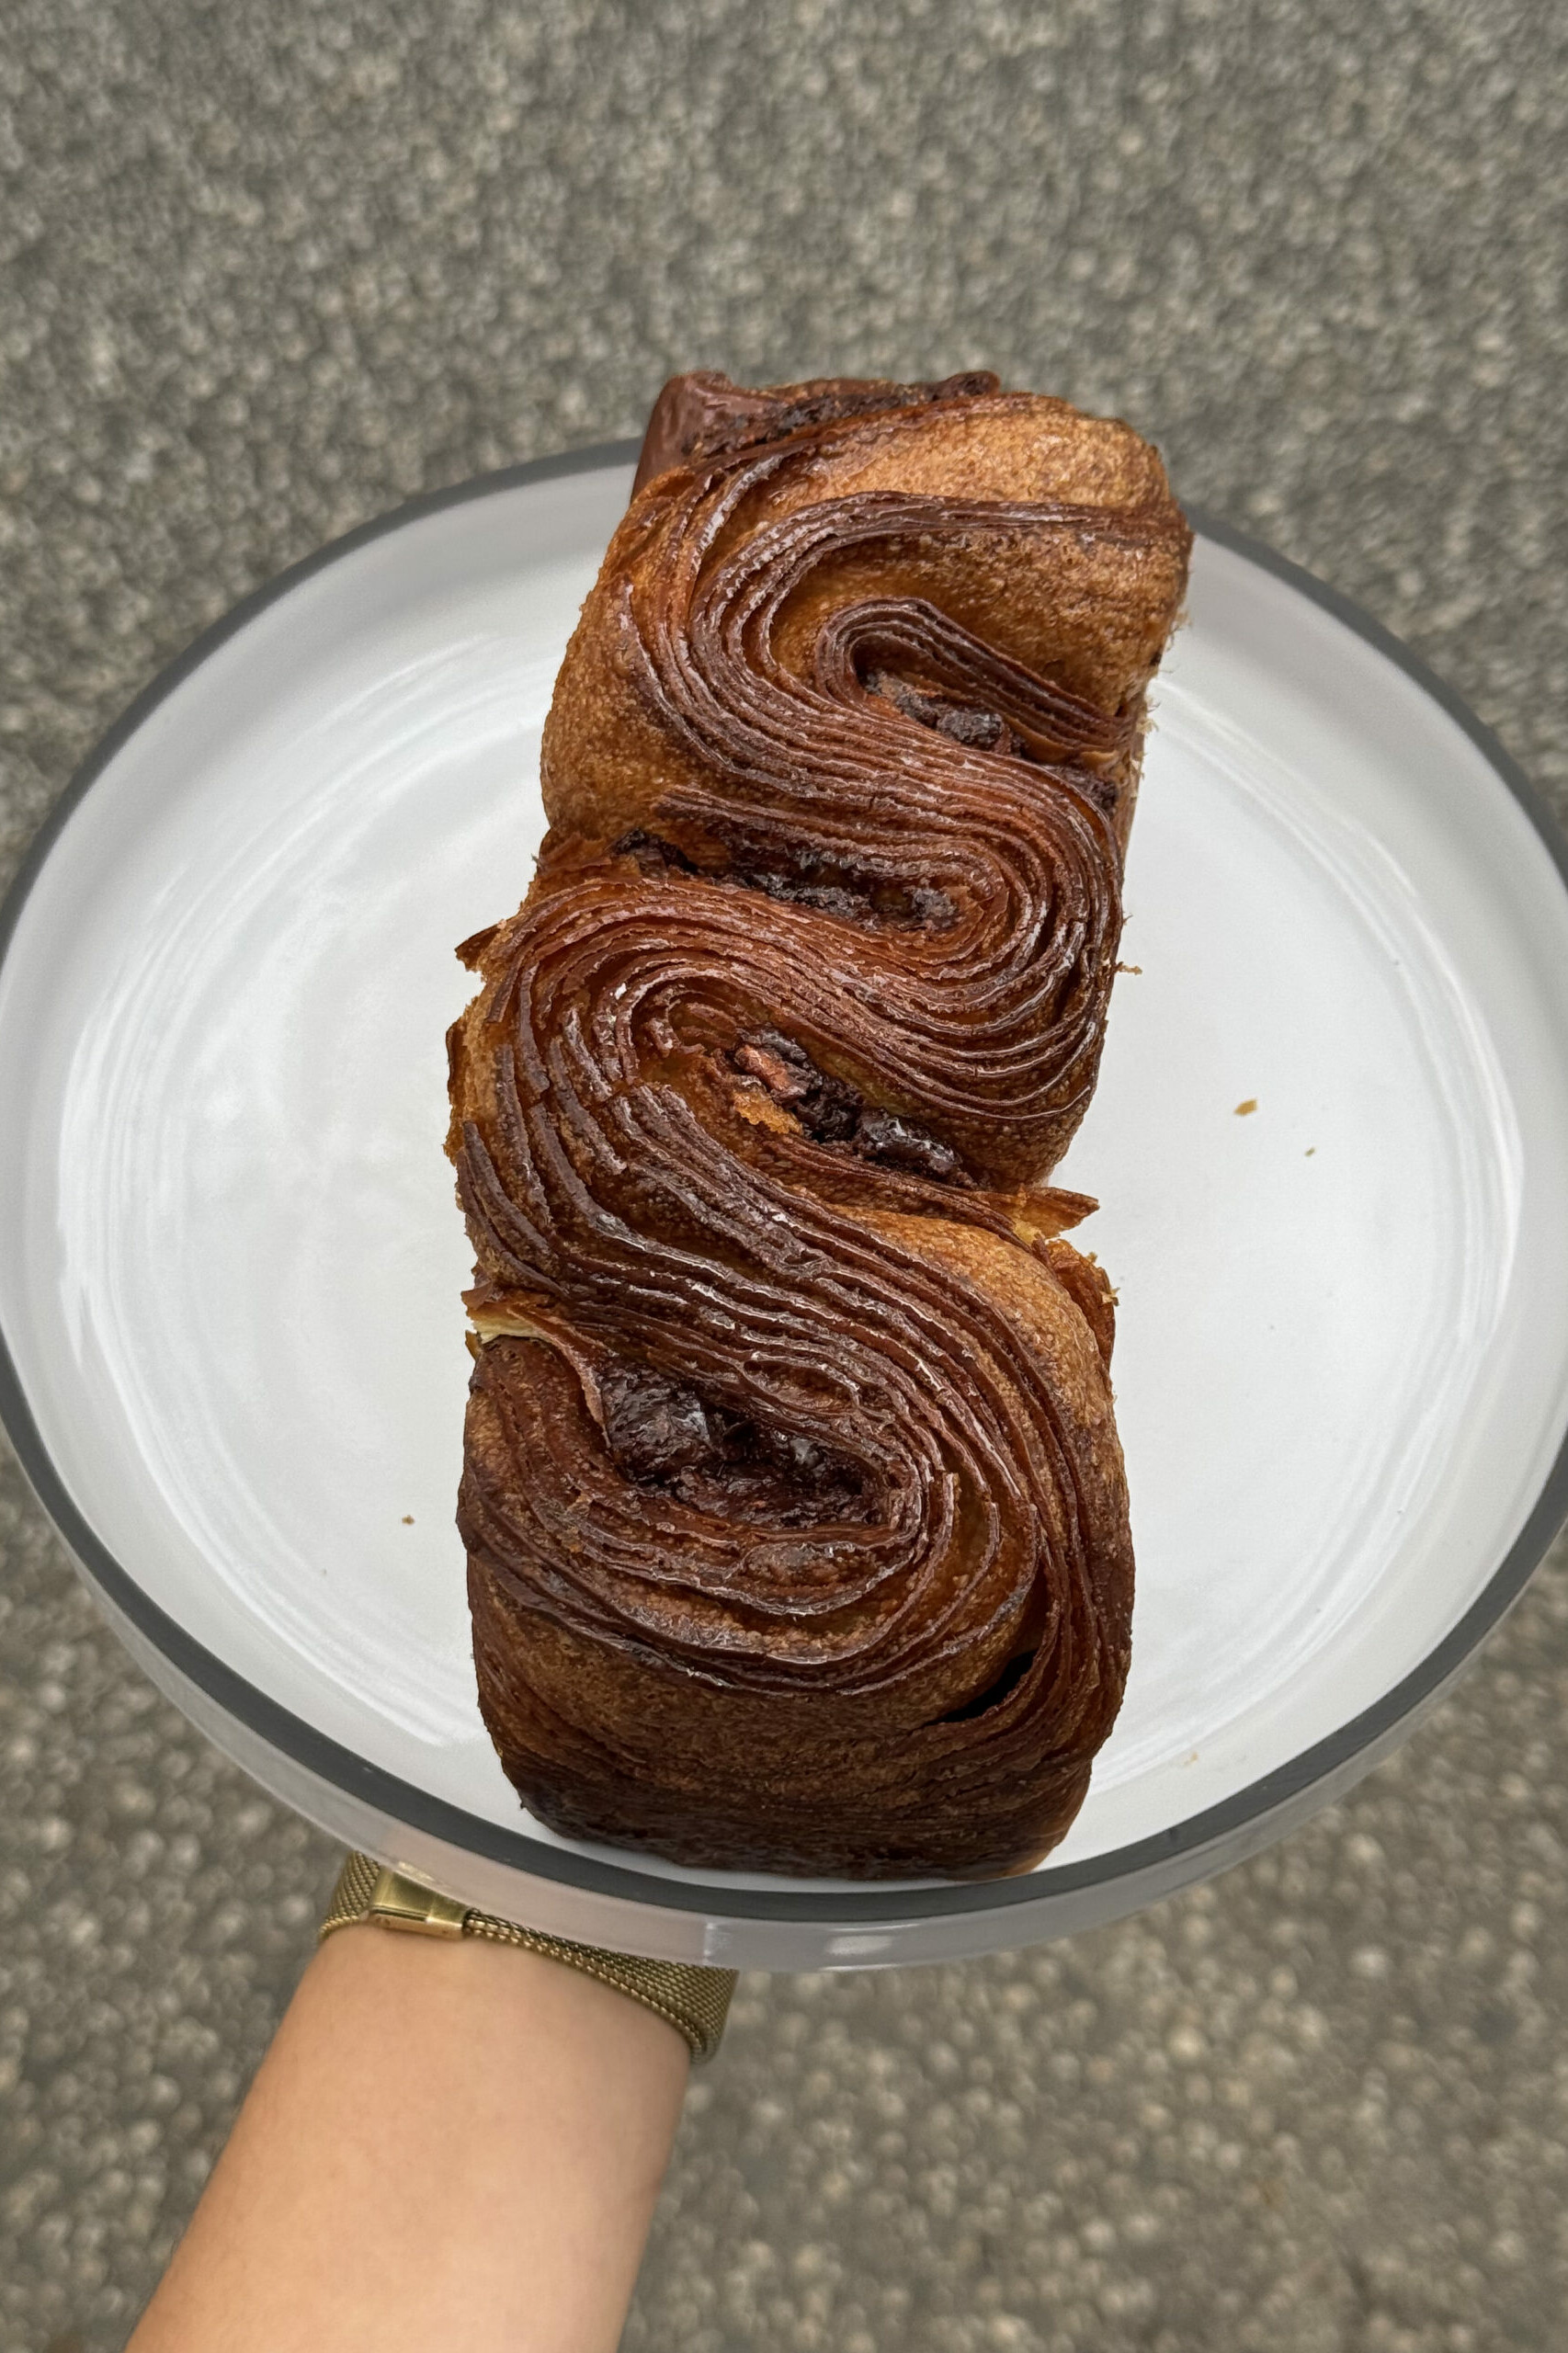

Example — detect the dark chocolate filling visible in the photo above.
[613,829,957,933]
[869,669,1020,756]
[733,1028,971,1185]
[599,1360,871,1527]
[861,664,1124,821]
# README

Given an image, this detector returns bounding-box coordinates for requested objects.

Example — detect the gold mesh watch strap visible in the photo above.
[461,1910,735,2062]
[319,1853,735,2063]
[320,1848,383,1933]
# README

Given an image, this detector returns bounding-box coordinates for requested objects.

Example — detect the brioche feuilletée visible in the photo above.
[446,371,1190,1879]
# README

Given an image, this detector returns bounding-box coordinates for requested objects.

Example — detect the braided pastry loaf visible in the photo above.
[448,371,1191,1880]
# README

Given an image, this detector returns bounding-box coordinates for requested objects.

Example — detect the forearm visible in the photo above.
[128,1919,689,2353]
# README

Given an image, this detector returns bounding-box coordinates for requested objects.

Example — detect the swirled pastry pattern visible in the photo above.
[448,373,1191,1878]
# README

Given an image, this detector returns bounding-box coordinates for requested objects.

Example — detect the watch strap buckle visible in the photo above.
[367,1865,469,1938]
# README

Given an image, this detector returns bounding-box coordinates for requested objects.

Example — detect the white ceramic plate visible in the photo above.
[3,445,1567,1970]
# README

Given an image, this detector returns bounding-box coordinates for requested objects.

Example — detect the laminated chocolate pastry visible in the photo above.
[447,371,1191,1879]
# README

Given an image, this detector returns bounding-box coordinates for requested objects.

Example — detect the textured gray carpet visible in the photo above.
[4,2,1568,2347]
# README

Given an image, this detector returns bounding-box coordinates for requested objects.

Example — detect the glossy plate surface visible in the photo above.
[4,446,1567,1968]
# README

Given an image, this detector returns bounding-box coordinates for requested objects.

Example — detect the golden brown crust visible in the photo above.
[447,370,1189,1878]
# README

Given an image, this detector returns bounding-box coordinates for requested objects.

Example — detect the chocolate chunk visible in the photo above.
[621,825,955,934]
[597,1356,869,1526]
[752,872,869,922]
[870,671,1014,754]
[853,1108,969,1184]
[934,704,1006,749]
[600,1363,716,1481]
[613,829,699,878]
[736,1028,863,1142]
[733,1030,973,1181]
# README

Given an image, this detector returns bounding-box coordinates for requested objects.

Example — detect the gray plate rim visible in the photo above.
[3,437,1567,1926]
